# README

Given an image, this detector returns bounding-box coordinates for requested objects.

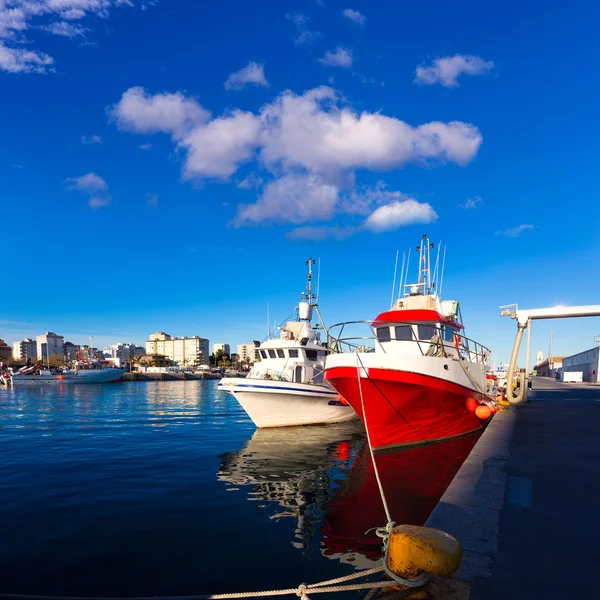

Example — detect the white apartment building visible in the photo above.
[36,332,64,361]
[13,338,38,362]
[237,342,260,364]
[213,343,230,355]
[146,332,209,366]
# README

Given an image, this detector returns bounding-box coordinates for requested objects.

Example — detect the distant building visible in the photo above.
[535,350,544,365]
[36,332,64,362]
[105,343,145,364]
[79,345,101,360]
[13,338,37,362]
[237,342,260,364]
[213,343,230,355]
[563,347,600,383]
[146,332,209,366]
[63,341,80,362]
[535,356,566,378]
[0,339,12,361]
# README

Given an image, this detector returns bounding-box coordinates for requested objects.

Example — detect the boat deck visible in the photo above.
[425,377,600,599]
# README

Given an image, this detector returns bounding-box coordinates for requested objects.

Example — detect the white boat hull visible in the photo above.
[218,377,357,428]
[11,368,125,386]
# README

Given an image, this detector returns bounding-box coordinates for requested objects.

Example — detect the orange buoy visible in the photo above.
[475,405,492,420]
[58,375,65,380]
[466,397,478,412]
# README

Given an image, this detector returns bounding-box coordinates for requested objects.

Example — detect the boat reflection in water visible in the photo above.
[218,425,481,568]
[218,422,365,556]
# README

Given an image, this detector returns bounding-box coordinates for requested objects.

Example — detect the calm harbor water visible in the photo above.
[0,381,479,597]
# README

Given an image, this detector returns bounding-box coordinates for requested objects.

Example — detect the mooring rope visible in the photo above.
[355,351,393,528]
[0,564,429,600]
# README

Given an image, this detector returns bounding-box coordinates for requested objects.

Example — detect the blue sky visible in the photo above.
[1,0,599,365]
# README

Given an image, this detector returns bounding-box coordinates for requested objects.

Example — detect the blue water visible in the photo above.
[0,381,479,597]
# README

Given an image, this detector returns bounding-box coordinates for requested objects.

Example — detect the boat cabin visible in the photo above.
[372,308,464,358]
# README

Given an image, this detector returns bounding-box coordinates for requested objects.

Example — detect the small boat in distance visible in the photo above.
[219,258,357,428]
[8,361,125,387]
[324,234,496,451]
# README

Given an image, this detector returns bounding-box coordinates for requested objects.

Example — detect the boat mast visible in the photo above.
[410,234,435,296]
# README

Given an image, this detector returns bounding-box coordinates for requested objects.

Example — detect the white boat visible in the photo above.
[9,364,125,387]
[219,259,357,428]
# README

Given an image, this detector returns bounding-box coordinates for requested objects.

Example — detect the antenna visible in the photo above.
[432,240,441,291]
[304,257,316,304]
[390,250,399,309]
[439,245,447,297]
[403,247,412,296]
[397,251,406,303]
[316,258,321,304]
[267,302,270,337]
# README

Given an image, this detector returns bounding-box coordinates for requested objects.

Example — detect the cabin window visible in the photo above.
[260,350,268,359]
[394,325,413,341]
[441,326,454,342]
[289,349,299,358]
[306,349,318,361]
[276,349,285,358]
[268,349,276,359]
[418,325,437,341]
[376,327,391,342]
[318,351,327,358]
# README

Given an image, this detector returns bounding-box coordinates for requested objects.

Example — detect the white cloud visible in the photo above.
[41,21,87,38]
[0,43,53,73]
[146,192,158,208]
[287,225,355,241]
[111,85,482,232]
[65,172,112,209]
[0,1,137,73]
[495,224,534,237]
[112,86,482,182]
[108,86,210,137]
[364,199,438,232]
[81,135,102,145]
[415,54,494,87]
[342,9,366,26]
[319,47,353,68]
[179,110,261,179]
[225,61,269,90]
[460,195,482,209]
[286,12,319,45]
[65,172,108,192]
[258,87,482,174]
[88,195,112,209]
[139,142,152,151]
[234,173,339,226]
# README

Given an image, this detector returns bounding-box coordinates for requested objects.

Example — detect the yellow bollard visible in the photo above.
[387,525,463,579]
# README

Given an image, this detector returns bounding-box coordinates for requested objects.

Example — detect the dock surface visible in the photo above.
[427,377,600,599]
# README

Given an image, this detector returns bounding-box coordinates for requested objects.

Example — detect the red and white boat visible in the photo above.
[324,235,495,452]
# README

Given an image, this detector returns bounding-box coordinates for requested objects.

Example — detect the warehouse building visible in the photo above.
[562,346,600,383]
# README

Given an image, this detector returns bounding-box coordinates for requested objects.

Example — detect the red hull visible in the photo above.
[325,367,489,450]
[321,433,482,562]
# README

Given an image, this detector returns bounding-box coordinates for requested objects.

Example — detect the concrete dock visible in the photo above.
[426,377,600,598]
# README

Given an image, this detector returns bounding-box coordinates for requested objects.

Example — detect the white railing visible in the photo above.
[327,320,491,365]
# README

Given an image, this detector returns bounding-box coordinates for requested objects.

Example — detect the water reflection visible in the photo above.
[219,425,481,568]
[218,422,365,558]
